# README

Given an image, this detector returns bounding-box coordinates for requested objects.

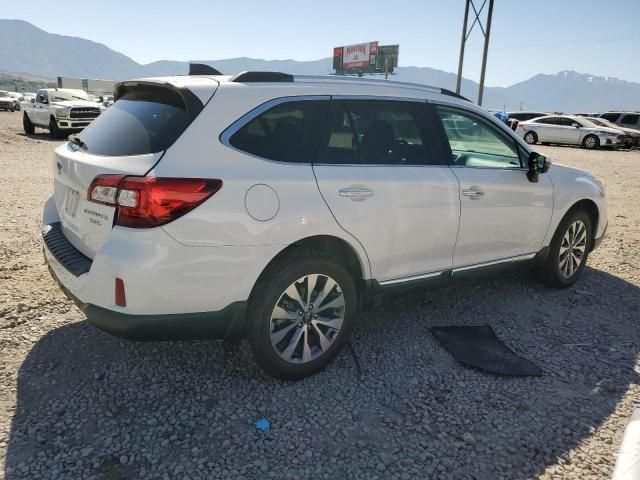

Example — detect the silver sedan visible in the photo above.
[516,115,626,149]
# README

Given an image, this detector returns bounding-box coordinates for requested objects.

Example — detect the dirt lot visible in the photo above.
[0,110,639,480]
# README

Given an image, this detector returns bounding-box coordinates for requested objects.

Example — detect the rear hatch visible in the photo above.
[52,80,217,259]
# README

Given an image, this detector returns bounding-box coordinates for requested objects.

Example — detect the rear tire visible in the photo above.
[539,209,592,288]
[23,113,35,134]
[247,248,358,380]
[582,134,599,150]
[524,131,538,144]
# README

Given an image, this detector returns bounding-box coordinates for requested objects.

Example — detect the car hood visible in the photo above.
[614,126,640,136]
[589,126,623,135]
[550,162,594,179]
[0,96,13,101]
[51,100,102,108]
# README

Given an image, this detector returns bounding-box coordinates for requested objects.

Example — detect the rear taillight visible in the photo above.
[87,175,222,228]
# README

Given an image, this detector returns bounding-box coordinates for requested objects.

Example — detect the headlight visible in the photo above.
[597,131,615,136]
[55,108,70,118]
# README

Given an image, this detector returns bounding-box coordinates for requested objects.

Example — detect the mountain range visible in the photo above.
[1,19,639,112]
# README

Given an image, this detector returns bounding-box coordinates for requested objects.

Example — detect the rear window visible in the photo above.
[78,85,192,156]
[228,100,329,163]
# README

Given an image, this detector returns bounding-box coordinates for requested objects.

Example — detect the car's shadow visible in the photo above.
[15,132,62,142]
[4,267,639,479]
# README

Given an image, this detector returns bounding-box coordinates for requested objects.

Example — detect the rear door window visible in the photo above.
[78,85,194,156]
[621,114,639,125]
[228,100,329,163]
[317,100,441,165]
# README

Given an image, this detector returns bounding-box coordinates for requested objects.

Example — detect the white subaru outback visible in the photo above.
[42,70,607,379]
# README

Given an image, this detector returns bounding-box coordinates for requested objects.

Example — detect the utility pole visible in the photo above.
[477,0,494,106]
[455,0,470,95]
[455,0,495,106]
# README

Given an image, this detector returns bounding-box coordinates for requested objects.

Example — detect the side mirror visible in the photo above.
[527,152,551,183]
[571,123,580,128]
[30,98,35,104]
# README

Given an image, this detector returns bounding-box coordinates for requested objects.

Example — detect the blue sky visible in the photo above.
[12,0,640,86]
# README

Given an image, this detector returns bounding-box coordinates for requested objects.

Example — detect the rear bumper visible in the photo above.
[47,260,247,341]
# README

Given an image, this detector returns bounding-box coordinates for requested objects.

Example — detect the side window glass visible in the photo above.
[436,106,522,169]
[601,113,620,122]
[621,114,639,124]
[318,100,438,165]
[228,100,328,163]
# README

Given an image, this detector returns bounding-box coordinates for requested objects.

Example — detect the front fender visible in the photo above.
[543,167,607,246]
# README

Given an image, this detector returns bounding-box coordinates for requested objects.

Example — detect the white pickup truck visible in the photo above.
[22,88,104,138]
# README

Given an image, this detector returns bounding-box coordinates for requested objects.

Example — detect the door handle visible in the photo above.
[339,188,374,200]
[462,188,485,199]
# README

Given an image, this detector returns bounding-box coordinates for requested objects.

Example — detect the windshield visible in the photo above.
[51,90,94,102]
[590,118,616,128]
[575,118,599,128]
[0,91,9,97]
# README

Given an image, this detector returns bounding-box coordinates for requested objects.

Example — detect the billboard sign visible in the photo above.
[341,41,378,70]
[333,42,398,75]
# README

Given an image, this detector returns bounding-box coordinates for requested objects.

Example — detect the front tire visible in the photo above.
[524,131,538,145]
[49,117,62,139]
[582,134,599,150]
[247,248,358,380]
[23,113,35,134]
[540,210,592,288]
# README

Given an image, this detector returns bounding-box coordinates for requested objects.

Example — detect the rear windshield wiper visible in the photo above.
[68,134,88,150]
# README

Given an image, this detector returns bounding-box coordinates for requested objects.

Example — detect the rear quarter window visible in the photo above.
[79,85,193,156]
[227,100,329,163]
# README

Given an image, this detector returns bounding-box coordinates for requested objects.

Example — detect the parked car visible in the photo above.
[516,115,626,149]
[42,72,608,379]
[22,88,104,139]
[599,112,640,131]
[506,111,547,131]
[0,90,16,111]
[6,92,24,111]
[586,117,640,148]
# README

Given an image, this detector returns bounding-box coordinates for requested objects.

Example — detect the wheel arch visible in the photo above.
[552,199,600,249]
[260,235,367,285]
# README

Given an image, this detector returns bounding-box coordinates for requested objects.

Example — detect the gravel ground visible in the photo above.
[0,110,639,480]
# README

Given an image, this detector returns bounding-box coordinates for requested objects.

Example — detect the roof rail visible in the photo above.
[189,63,223,76]
[294,75,471,102]
[230,71,294,83]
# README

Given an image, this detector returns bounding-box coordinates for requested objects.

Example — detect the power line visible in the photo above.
[492,34,640,50]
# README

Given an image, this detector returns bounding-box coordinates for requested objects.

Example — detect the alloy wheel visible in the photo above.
[559,220,587,278]
[585,136,596,148]
[269,274,345,364]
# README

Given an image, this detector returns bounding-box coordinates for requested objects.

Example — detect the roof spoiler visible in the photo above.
[440,88,471,102]
[230,71,294,83]
[189,63,223,76]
